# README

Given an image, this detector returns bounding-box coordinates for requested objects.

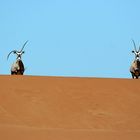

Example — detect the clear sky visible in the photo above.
[0,0,140,78]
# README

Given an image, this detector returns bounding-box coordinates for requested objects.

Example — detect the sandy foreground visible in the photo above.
[0,75,140,140]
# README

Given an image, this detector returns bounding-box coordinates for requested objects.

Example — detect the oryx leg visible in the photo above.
[11,71,17,75]
[131,73,135,79]
[135,70,139,79]
[136,76,139,79]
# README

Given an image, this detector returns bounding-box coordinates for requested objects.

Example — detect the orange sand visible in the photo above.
[0,75,140,140]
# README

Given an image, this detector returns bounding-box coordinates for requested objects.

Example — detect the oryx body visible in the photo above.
[130,59,140,79]
[7,41,28,75]
[130,40,140,79]
[11,59,24,75]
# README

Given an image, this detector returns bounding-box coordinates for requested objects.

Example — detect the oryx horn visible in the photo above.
[139,46,140,52]
[7,50,17,60]
[132,39,137,51]
[20,40,28,52]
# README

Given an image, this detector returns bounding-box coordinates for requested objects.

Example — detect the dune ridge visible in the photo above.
[0,75,140,140]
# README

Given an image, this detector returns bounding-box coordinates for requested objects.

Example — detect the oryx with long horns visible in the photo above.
[130,40,140,79]
[7,41,28,75]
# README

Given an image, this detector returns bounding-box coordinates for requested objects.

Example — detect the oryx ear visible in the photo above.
[13,51,16,54]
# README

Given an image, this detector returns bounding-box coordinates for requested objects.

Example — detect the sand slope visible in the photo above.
[0,75,140,140]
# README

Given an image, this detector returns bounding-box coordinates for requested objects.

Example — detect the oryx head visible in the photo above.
[132,39,140,61]
[7,41,28,60]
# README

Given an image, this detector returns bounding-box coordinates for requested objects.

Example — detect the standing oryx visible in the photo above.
[7,41,28,75]
[130,40,140,79]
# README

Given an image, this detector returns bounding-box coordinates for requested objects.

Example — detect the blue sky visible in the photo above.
[0,0,140,78]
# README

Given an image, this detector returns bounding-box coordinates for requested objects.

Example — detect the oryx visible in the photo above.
[130,40,140,79]
[7,41,28,75]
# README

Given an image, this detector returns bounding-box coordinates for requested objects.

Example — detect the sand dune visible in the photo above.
[0,75,140,140]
